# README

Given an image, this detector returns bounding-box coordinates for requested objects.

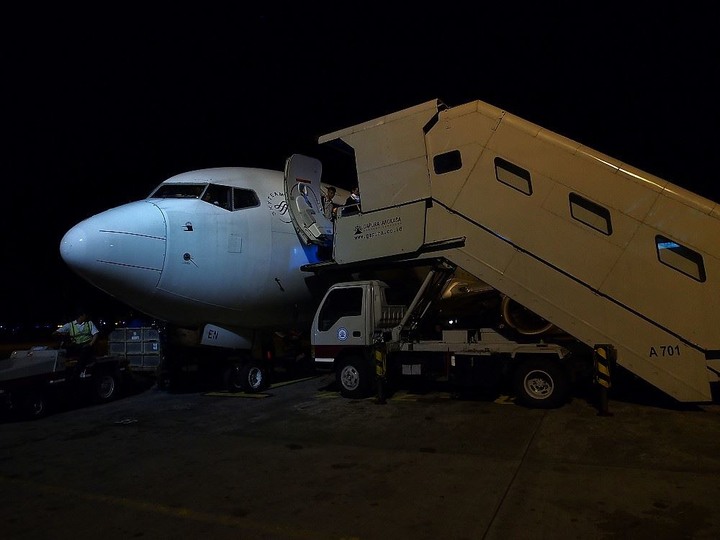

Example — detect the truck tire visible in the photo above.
[94,372,120,403]
[513,358,569,409]
[337,355,372,399]
[20,391,49,420]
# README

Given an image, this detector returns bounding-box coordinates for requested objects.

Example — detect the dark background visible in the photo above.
[2,5,718,329]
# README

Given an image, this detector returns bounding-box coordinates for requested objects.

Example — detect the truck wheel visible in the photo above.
[337,356,372,399]
[513,358,569,409]
[21,391,48,420]
[94,372,119,403]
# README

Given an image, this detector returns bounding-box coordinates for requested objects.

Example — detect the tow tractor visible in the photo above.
[0,343,130,420]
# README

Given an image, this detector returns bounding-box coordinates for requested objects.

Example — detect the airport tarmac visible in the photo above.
[1,371,719,540]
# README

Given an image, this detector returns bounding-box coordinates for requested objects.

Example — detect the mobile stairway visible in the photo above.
[284,98,720,402]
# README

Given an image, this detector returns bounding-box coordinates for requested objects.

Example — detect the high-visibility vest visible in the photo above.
[70,321,94,346]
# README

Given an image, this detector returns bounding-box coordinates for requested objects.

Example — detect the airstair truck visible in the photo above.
[285,97,720,406]
[312,263,574,408]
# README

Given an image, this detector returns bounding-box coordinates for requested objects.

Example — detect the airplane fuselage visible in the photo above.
[60,167,321,334]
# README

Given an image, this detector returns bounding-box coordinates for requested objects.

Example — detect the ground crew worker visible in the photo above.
[53,308,100,369]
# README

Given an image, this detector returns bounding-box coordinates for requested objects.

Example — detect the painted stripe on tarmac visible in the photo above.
[204,375,321,398]
[313,390,518,405]
[0,475,341,539]
[269,376,319,388]
[204,391,270,398]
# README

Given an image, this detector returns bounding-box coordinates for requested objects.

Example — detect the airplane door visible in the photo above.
[283,154,333,247]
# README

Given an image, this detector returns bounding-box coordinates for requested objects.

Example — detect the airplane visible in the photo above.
[59,161,354,392]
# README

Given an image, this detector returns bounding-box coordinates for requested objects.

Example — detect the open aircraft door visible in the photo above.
[283,154,333,247]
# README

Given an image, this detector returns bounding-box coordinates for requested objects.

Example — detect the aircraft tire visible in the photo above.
[513,357,569,409]
[223,363,245,393]
[337,355,372,399]
[240,362,268,393]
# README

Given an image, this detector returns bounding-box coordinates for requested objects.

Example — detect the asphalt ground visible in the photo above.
[1,369,720,540]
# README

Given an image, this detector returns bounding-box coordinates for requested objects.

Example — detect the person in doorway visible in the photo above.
[343,186,361,216]
[53,308,100,369]
[323,186,339,221]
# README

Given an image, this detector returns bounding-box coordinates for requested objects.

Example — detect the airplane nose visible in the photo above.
[60,201,167,299]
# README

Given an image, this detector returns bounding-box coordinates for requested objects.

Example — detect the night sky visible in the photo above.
[3,5,718,326]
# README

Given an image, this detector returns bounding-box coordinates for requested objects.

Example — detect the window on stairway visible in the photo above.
[569,193,612,235]
[433,150,462,174]
[655,236,706,282]
[495,157,532,195]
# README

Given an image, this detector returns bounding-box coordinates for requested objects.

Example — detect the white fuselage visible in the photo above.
[60,167,320,332]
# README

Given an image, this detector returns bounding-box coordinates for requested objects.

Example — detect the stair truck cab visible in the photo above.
[311,266,576,408]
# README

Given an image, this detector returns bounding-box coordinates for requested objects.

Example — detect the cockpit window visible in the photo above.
[202,184,232,210]
[148,183,260,212]
[234,188,260,209]
[149,184,205,199]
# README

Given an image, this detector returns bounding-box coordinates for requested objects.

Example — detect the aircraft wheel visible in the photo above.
[240,362,268,393]
[337,355,372,399]
[223,364,245,393]
[94,372,119,403]
[513,358,569,409]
